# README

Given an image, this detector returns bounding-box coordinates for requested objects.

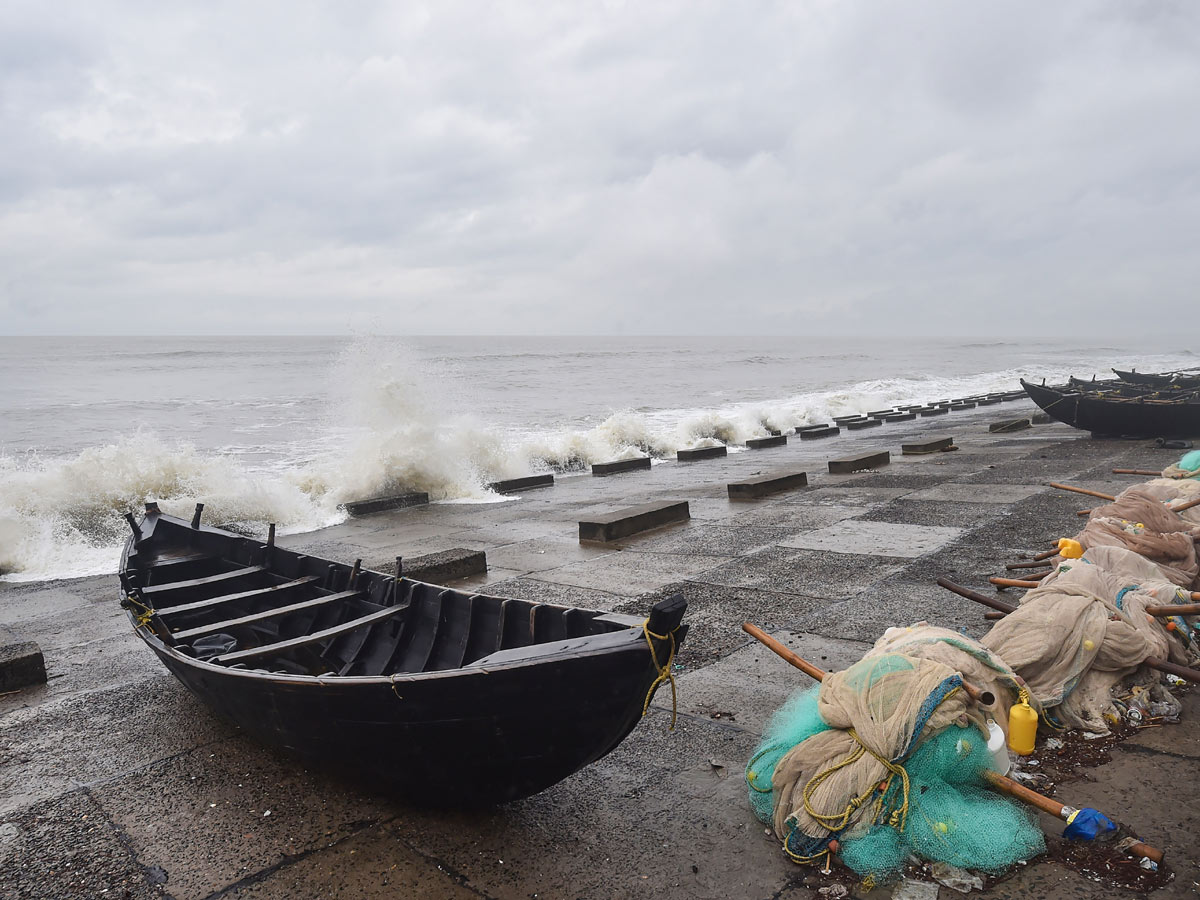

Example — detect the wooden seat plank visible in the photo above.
[171,590,361,641]
[155,576,320,618]
[142,565,266,597]
[214,602,409,666]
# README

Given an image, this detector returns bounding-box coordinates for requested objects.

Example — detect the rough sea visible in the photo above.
[1,335,1193,583]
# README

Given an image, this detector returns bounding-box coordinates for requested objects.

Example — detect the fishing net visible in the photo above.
[747,650,1043,879]
[1162,449,1200,480]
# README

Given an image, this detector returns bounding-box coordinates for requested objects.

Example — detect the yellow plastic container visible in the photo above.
[1057,538,1083,559]
[1008,691,1037,755]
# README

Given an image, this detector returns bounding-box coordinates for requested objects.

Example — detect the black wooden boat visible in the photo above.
[1112,368,1200,389]
[119,504,687,805]
[1021,379,1200,437]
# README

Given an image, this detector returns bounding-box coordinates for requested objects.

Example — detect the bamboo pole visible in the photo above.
[1171,495,1200,514]
[741,623,994,706]
[741,623,1164,865]
[990,577,1042,589]
[1048,482,1116,501]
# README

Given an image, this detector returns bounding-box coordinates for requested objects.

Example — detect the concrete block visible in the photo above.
[591,456,652,476]
[676,445,728,461]
[902,437,955,455]
[846,418,882,431]
[920,407,949,417]
[1031,412,1053,424]
[767,428,782,437]
[403,548,487,583]
[867,409,894,417]
[578,501,690,542]
[0,641,47,692]
[828,450,891,474]
[795,424,833,433]
[949,401,976,410]
[487,474,554,494]
[799,426,840,440]
[881,412,917,422]
[989,418,1032,433]
[977,397,1001,406]
[727,470,808,500]
[344,492,429,516]
[747,435,787,449]
[832,415,861,424]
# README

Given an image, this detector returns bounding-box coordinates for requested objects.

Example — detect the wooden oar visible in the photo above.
[741,623,1164,865]
[1171,495,1200,514]
[1032,547,1061,562]
[938,580,1200,684]
[1112,469,1160,476]
[1048,482,1116,502]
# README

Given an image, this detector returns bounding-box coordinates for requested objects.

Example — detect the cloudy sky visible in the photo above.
[2,1,1197,336]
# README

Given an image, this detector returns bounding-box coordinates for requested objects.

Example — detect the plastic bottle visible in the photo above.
[1008,690,1037,755]
[986,719,1011,774]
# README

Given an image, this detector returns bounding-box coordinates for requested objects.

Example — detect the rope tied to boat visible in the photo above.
[641,619,679,730]
[121,592,155,629]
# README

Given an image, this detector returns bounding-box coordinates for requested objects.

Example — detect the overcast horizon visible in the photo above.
[2,1,1197,338]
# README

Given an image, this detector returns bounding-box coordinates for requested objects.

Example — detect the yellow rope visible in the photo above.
[801,728,912,835]
[124,593,155,629]
[640,620,679,730]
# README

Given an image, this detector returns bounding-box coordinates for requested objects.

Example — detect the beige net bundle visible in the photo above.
[1075,495,1200,588]
[866,624,1030,738]
[770,653,980,855]
[981,562,1189,733]
[1137,478,1200,526]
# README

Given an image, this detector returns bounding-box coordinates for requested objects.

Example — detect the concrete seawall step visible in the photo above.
[747,435,787,449]
[579,501,690,542]
[487,474,554,494]
[344,492,430,517]
[846,419,882,431]
[990,418,1032,433]
[727,470,808,500]
[402,548,487,583]
[920,407,949,417]
[828,450,891,474]
[1031,413,1053,425]
[881,412,917,422]
[800,426,840,440]
[677,445,728,461]
[0,641,47,692]
[592,456,652,476]
[902,437,955,455]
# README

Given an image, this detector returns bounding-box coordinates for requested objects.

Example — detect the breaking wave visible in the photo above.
[0,349,1171,584]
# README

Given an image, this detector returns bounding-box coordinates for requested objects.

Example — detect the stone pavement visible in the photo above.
[3,403,1198,899]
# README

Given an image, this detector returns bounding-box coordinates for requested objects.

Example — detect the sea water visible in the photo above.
[0,334,1192,583]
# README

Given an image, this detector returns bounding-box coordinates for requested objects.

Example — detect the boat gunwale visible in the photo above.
[121,527,666,690]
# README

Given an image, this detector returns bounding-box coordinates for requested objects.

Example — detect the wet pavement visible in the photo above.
[3,402,1198,899]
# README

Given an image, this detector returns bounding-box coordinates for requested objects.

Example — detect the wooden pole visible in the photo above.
[1007,559,1053,570]
[990,577,1041,589]
[980,772,1163,864]
[1032,548,1061,562]
[1144,656,1200,684]
[1048,482,1116,502]
[1144,602,1200,616]
[742,623,1164,864]
[1170,495,1200,514]
[1112,468,1160,476]
[938,578,1018,614]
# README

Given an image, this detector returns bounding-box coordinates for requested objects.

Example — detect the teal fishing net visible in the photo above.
[747,687,1045,879]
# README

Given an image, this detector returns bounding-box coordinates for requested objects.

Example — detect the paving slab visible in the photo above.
[779,520,964,558]
[622,523,800,558]
[907,482,1045,504]
[695,547,907,601]
[482,536,617,573]
[535,549,731,596]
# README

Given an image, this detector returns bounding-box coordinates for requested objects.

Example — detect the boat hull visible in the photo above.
[1022,379,1200,438]
[120,511,687,805]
